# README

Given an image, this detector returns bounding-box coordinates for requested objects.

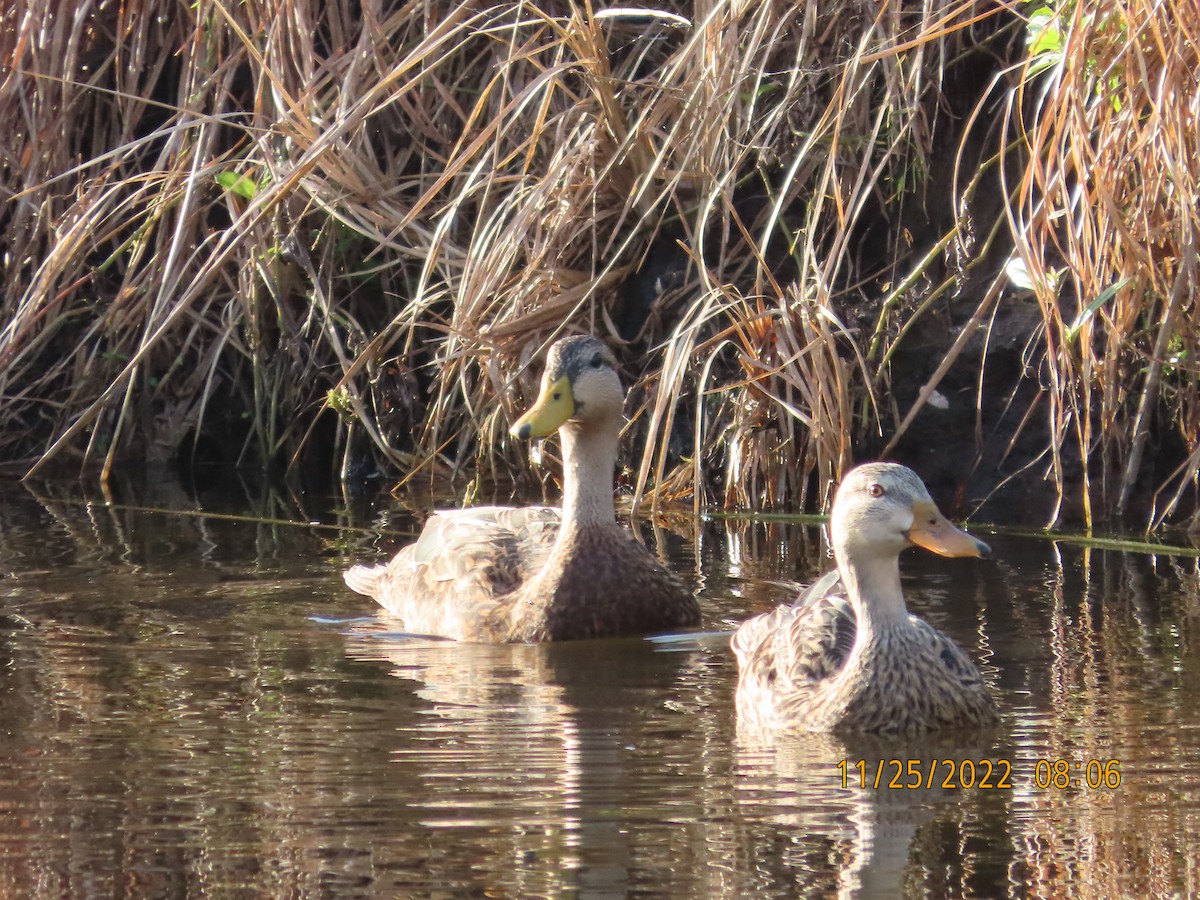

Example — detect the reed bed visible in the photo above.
[1004,0,1200,529]
[1,0,1197,528]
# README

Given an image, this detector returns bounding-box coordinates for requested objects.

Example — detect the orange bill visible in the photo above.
[905,501,990,558]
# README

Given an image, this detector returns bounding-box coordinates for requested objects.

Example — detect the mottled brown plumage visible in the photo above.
[343,336,700,642]
[732,463,998,736]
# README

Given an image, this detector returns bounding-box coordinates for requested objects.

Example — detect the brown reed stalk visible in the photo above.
[33,0,1200,531]
[1003,0,1200,528]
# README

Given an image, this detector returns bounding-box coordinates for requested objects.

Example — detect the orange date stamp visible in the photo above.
[838,758,1123,790]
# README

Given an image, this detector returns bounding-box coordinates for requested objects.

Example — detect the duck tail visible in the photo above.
[343,564,384,598]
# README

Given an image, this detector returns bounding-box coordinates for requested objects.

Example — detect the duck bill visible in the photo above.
[510,375,575,440]
[905,501,990,558]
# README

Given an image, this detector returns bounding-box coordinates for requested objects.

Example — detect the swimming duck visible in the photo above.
[343,335,700,642]
[731,462,997,735]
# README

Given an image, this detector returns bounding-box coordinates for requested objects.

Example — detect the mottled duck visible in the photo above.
[343,335,700,642]
[732,463,997,736]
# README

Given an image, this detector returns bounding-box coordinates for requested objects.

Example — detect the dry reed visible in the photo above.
[2,0,1198,528]
[1002,0,1200,528]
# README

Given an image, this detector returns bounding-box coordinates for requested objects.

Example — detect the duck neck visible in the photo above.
[557,416,618,533]
[836,547,910,637]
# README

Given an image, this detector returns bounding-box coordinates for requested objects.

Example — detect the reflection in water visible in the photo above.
[732,725,1012,900]
[0,478,1199,896]
[1001,545,1200,899]
[341,628,733,896]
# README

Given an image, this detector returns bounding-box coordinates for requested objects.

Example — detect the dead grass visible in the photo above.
[3,0,1198,528]
[1002,0,1200,528]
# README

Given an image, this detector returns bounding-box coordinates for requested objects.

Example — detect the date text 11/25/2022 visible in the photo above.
[838,758,1123,791]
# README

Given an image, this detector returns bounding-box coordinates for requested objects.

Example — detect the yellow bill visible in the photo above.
[510,375,574,440]
[905,501,990,558]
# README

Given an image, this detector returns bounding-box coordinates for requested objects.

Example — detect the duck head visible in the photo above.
[830,462,990,563]
[510,336,624,440]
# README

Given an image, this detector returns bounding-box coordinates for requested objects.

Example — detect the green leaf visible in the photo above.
[1026,7,1064,75]
[216,171,259,200]
[1066,278,1130,342]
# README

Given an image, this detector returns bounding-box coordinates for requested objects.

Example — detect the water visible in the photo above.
[1,477,1199,897]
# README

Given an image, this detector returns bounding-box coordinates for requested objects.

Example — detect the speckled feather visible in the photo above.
[509,524,699,641]
[345,507,697,642]
[343,506,560,640]
[732,575,996,735]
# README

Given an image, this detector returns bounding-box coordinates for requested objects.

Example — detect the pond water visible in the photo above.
[1,476,1199,898]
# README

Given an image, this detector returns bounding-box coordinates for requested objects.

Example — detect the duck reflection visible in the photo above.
[732,726,1007,899]
[341,622,728,896]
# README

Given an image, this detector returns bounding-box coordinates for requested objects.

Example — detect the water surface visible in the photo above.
[1,478,1198,897]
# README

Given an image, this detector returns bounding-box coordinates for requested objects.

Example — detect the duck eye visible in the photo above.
[552,391,561,401]
[590,354,603,369]
[868,483,885,498]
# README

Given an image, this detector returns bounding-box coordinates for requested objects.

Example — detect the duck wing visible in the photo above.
[343,506,561,638]
[732,569,857,683]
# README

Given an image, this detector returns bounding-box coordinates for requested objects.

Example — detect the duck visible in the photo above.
[731,462,998,736]
[343,335,700,642]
